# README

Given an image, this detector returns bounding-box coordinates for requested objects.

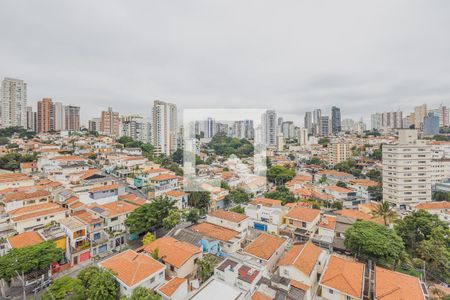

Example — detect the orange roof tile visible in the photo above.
[11,207,66,222]
[278,242,321,275]
[3,189,50,203]
[320,255,364,298]
[250,198,282,207]
[285,207,320,223]
[89,184,119,193]
[100,249,165,287]
[375,267,425,300]
[73,210,102,225]
[164,190,186,197]
[118,194,146,206]
[290,279,310,292]
[151,174,177,181]
[8,231,44,249]
[252,291,272,300]
[9,202,59,215]
[415,201,450,210]
[143,237,201,268]
[0,173,30,183]
[337,209,384,225]
[87,201,138,218]
[159,277,187,297]
[190,222,239,242]
[243,233,285,261]
[319,215,337,230]
[325,185,353,193]
[347,179,378,187]
[208,210,248,223]
[318,170,352,177]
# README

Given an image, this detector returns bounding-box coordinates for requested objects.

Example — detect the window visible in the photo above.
[111,217,118,222]
[150,277,155,283]
[329,289,334,294]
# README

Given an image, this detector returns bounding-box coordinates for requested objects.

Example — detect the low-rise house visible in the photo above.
[148,174,179,198]
[278,241,326,300]
[207,210,249,235]
[73,210,109,257]
[0,173,34,190]
[316,170,353,184]
[100,249,166,296]
[142,237,202,279]
[157,277,188,300]
[20,162,38,174]
[164,190,188,210]
[242,233,286,271]
[374,266,426,300]
[284,207,321,241]
[346,179,378,201]
[59,216,91,265]
[336,209,384,225]
[414,201,450,223]
[86,200,140,249]
[6,231,44,252]
[2,188,51,212]
[214,257,264,296]
[189,277,244,300]
[245,198,286,234]
[200,183,229,210]
[189,222,242,254]
[78,183,126,205]
[9,203,66,233]
[319,255,365,300]
[313,215,337,248]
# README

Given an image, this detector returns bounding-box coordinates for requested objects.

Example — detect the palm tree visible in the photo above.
[372,202,397,226]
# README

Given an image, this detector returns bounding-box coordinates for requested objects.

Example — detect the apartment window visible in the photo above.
[329,289,334,294]
[150,277,155,283]
[111,217,118,222]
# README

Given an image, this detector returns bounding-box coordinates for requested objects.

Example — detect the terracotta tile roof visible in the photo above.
[319,215,337,230]
[252,291,272,300]
[118,194,146,206]
[318,170,352,177]
[89,184,119,193]
[375,266,425,300]
[290,279,310,292]
[87,201,138,218]
[52,155,85,162]
[325,185,353,193]
[278,241,321,275]
[143,168,169,174]
[337,209,384,225]
[66,196,79,205]
[243,233,285,261]
[164,190,186,197]
[190,222,239,242]
[143,237,201,268]
[73,210,102,225]
[20,162,37,169]
[0,173,30,183]
[158,277,187,297]
[3,189,50,203]
[8,231,44,249]
[347,179,378,187]
[285,202,312,209]
[11,206,66,222]
[292,188,313,197]
[208,210,248,223]
[285,207,320,223]
[320,255,364,298]
[9,202,59,215]
[415,201,450,210]
[100,249,165,288]
[151,174,178,181]
[250,198,282,207]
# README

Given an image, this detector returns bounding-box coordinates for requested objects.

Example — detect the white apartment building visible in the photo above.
[1,77,27,128]
[262,110,277,147]
[296,127,308,145]
[431,159,450,185]
[152,100,177,155]
[383,129,432,210]
[54,102,65,131]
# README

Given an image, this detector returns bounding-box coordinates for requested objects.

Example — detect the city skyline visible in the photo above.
[1,1,450,124]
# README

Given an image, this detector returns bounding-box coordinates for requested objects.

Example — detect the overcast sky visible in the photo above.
[1,1,450,126]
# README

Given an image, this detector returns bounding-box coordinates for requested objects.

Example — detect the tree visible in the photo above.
[416,227,450,283]
[331,201,343,210]
[318,137,330,146]
[432,190,450,201]
[171,148,183,164]
[77,266,119,300]
[185,208,201,224]
[265,186,295,205]
[345,220,405,267]
[142,232,155,245]
[163,210,181,229]
[125,198,175,234]
[366,169,382,182]
[206,133,254,158]
[336,181,347,188]
[224,189,249,205]
[372,202,398,226]
[0,241,63,281]
[188,191,210,210]
[197,255,217,282]
[127,286,162,300]
[267,165,295,185]
[395,210,448,254]
[230,205,245,214]
[0,137,8,145]
[42,276,85,300]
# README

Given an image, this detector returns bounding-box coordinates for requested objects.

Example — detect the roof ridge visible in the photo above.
[377,285,401,299]
[323,272,358,296]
